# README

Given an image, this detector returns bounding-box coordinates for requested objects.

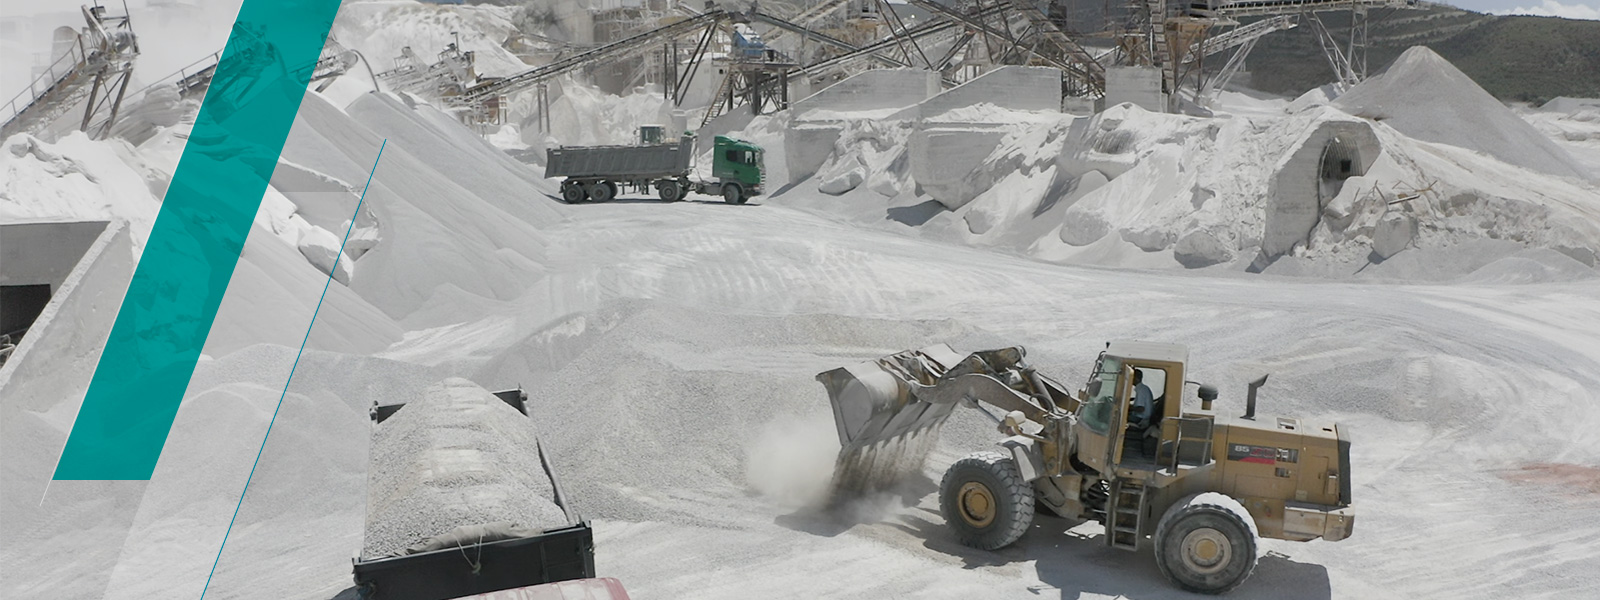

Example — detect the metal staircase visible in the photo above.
[700,70,737,127]
[1010,0,1108,92]
[459,10,727,106]
[1206,0,1409,17]
[1,5,138,141]
[1106,478,1148,551]
[1150,0,1171,71]
[1189,14,1298,61]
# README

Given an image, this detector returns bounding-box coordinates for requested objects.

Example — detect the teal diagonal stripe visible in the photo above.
[53,0,344,480]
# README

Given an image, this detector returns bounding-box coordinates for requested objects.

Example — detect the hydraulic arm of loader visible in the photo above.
[817,345,1071,496]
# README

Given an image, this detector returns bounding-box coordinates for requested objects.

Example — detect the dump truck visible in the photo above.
[818,341,1353,594]
[544,131,764,204]
[353,384,601,600]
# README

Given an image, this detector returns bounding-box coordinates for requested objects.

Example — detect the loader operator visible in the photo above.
[1129,369,1155,432]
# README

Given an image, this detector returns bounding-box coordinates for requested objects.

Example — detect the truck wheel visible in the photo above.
[587,181,614,202]
[657,180,683,202]
[722,183,745,205]
[1154,493,1260,595]
[562,182,587,204]
[939,451,1034,550]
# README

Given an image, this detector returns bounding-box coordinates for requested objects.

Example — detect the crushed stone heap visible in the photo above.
[362,378,567,559]
[1333,46,1592,180]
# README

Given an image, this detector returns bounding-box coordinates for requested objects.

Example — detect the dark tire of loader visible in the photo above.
[939,451,1035,551]
[1153,492,1260,595]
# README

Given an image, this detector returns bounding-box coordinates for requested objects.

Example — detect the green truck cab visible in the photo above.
[710,135,764,203]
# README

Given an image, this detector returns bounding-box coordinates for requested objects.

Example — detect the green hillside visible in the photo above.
[1243,3,1600,103]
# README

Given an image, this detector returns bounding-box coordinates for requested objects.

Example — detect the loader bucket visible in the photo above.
[818,345,967,496]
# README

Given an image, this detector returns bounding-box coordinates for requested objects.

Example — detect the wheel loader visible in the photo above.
[816,341,1353,594]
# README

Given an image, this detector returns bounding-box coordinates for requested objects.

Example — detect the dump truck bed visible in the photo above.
[355,380,595,600]
[544,138,694,179]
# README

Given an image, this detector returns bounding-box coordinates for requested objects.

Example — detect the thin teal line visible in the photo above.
[199,139,385,599]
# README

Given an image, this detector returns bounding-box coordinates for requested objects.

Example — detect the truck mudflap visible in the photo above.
[351,522,596,600]
[1282,502,1355,542]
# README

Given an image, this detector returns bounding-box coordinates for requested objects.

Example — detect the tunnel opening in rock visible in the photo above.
[0,221,118,370]
[1318,135,1364,203]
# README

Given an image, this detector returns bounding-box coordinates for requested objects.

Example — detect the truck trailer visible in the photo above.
[545,132,764,204]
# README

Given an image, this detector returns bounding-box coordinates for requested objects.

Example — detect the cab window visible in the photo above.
[1079,356,1121,434]
[1128,366,1169,426]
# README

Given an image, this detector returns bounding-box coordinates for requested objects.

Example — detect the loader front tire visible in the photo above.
[1154,492,1260,595]
[940,452,1034,550]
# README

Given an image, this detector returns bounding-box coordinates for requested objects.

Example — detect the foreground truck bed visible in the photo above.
[353,383,597,600]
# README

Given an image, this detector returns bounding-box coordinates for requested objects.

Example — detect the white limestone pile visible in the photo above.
[362,378,567,559]
[1333,46,1591,180]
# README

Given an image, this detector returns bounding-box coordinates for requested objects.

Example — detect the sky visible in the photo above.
[1445,0,1600,19]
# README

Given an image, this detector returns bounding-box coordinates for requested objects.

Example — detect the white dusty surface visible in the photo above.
[4,15,1600,598]
[17,138,1600,598]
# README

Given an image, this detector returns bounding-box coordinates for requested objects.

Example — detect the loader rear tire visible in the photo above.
[1154,492,1260,595]
[940,451,1034,551]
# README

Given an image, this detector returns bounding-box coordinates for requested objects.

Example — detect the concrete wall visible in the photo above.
[785,123,843,185]
[1104,66,1166,113]
[0,220,112,291]
[0,219,130,411]
[784,70,936,185]
[789,68,940,119]
[909,126,1008,209]
[788,68,1059,191]
[1261,120,1382,260]
[910,66,1061,120]
[900,67,1063,207]
[0,220,135,598]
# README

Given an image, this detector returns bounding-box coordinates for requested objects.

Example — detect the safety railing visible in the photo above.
[1210,0,1413,17]
[79,50,221,134]
[2,36,89,126]
[1165,416,1215,474]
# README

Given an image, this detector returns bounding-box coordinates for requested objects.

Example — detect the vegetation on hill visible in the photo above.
[1243,3,1600,103]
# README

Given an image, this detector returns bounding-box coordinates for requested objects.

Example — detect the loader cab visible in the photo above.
[1076,342,1208,474]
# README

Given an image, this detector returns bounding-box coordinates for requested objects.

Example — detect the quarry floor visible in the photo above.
[398,196,1600,599]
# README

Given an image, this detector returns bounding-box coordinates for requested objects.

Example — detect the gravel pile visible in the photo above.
[363,378,568,559]
[474,301,1012,523]
[1333,46,1591,180]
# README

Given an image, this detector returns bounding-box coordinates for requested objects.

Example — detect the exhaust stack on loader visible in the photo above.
[815,341,1355,595]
